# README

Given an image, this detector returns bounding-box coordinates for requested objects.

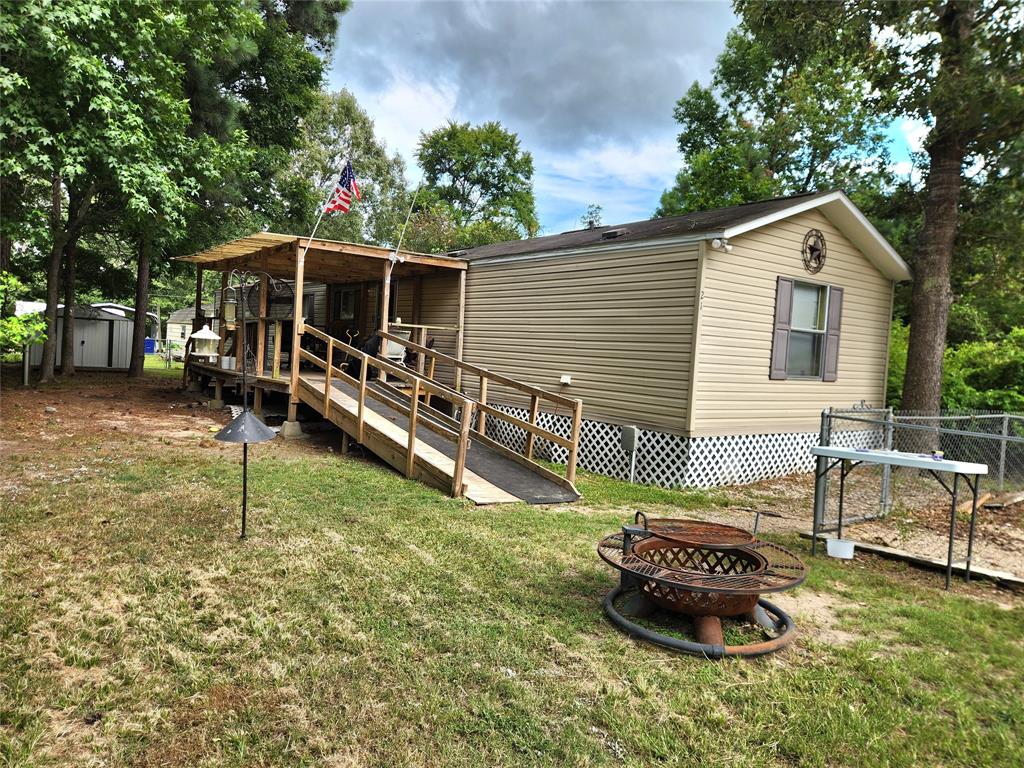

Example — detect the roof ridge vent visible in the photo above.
[601,227,630,240]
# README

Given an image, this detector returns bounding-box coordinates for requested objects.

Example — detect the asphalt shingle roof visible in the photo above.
[456,190,835,262]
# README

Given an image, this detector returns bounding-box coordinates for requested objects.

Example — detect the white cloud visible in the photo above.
[899,118,930,154]
[349,75,459,174]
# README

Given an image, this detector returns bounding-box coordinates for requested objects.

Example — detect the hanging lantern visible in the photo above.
[189,324,220,360]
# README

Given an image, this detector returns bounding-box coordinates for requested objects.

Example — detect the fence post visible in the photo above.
[999,414,1009,492]
[812,408,832,556]
[880,407,894,516]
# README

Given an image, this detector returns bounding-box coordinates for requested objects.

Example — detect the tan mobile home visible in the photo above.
[445,190,911,487]
[179,190,909,495]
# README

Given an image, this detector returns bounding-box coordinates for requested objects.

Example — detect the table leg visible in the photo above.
[965,474,979,583]
[945,473,960,590]
[812,457,828,557]
[838,461,847,540]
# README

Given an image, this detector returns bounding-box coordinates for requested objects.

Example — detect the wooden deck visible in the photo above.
[188,360,292,393]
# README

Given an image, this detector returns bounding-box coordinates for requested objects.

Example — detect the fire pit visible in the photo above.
[597,515,806,659]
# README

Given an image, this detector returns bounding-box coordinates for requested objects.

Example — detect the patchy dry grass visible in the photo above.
[2,371,1023,767]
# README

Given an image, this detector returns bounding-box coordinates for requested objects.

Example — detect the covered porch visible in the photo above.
[176,232,468,422]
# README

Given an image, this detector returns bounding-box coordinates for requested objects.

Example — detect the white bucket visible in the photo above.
[220,356,235,370]
[826,538,855,559]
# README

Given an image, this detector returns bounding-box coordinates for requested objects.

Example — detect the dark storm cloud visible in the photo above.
[334,0,735,151]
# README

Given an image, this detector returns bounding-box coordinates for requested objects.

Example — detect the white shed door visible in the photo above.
[78,321,109,367]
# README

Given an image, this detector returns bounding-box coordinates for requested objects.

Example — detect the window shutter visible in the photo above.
[822,286,843,382]
[769,277,794,380]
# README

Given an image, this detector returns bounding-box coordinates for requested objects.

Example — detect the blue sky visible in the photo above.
[327,1,923,235]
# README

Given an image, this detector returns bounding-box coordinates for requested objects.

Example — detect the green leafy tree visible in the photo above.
[416,121,539,243]
[283,89,408,247]
[735,0,1024,414]
[0,271,45,353]
[0,0,262,381]
[580,204,603,229]
[656,30,890,216]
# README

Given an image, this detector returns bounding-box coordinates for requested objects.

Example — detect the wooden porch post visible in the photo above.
[217,272,228,359]
[192,266,204,332]
[454,268,466,392]
[285,242,306,426]
[378,259,392,382]
[256,275,268,376]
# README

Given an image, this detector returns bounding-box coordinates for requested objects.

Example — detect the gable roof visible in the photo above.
[457,190,911,281]
[167,303,216,325]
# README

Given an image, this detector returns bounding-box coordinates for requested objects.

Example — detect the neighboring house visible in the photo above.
[165,303,217,358]
[27,305,134,370]
[439,190,911,487]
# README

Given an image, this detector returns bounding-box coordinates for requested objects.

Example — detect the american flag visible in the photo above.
[324,160,361,213]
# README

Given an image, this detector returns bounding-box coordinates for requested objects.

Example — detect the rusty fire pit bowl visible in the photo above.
[597,517,807,659]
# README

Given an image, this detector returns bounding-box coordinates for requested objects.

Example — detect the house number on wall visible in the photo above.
[802,229,827,274]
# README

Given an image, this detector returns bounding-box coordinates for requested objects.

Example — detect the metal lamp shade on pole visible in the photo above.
[213,270,277,539]
[215,409,276,539]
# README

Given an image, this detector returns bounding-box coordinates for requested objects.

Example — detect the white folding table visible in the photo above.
[810,446,988,589]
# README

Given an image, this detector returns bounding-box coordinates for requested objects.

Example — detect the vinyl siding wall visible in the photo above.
[418,273,462,386]
[460,244,699,432]
[689,209,893,436]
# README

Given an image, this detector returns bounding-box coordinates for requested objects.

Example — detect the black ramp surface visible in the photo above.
[329,378,578,504]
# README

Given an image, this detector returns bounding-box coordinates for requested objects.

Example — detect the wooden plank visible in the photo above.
[256,275,268,375]
[357,357,367,443]
[379,260,391,382]
[984,490,1024,509]
[455,269,466,391]
[478,375,488,436]
[800,532,1024,589]
[524,394,541,459]
[324,338,334,414]
[452,403,473,497]
[406,379,420,478]
[272,320,282,379]
[217,272,228,359]
[476,402,574,449]
[288,243,305,421]
[567,399,583,484]
[378,330,578,409]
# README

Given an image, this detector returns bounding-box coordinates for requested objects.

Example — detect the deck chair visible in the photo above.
[382,328,411,366]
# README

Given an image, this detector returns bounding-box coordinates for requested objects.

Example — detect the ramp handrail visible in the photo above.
[300,324,475,496]
[378,330,583,483]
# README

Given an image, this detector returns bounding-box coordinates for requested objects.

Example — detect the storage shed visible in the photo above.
[28,305,134,370]
[437,190,912,487]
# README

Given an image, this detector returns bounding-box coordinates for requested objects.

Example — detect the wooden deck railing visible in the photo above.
[300,325,476,496]
[378,330,583,484]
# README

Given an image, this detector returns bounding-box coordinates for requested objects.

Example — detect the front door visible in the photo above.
[328,284,362,345]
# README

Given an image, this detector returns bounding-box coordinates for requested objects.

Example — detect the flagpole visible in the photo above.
[392,183,421,258]
[300,171,341,262]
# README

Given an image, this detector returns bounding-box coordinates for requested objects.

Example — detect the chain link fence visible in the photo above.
[824,406,1024,518]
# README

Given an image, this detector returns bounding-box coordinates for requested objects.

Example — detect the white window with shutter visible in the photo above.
[770,277,843,381]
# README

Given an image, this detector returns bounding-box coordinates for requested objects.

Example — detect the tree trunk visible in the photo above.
[899,2,974,417]
[60,239,78,376]
[127,231,152,377]
[39,177,67,384]
[899,134,963,416]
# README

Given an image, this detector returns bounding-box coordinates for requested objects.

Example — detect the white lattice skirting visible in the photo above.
[483,405,882,489]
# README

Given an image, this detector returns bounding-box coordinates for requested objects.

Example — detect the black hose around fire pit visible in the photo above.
[603,585,796,660]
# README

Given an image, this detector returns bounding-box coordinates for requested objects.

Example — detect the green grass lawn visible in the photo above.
[143,353,184,378]
[1,372,1022,767]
